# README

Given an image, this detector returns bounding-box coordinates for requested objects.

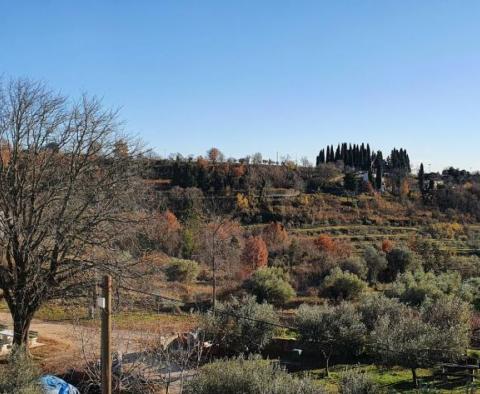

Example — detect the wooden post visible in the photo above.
[101,275,112,394]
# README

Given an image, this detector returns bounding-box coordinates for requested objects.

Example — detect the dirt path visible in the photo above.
[0,312,92,372]
[0,312,196,393]
[0,312,177,374]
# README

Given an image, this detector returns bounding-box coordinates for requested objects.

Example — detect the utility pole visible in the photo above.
[101,275,112,394]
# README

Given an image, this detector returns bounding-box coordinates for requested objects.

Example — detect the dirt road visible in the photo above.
[0,312,92,372]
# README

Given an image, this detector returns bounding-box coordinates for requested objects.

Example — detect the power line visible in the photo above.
[116,285,468,355]
[118,285,294,330]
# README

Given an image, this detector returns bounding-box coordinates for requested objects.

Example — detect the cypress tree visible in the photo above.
[342,143,347,162]
[375,151,384,191]
[347,145,353,167]
[360,143,366,170]
[418,163,425,194]
[335,145,341,161]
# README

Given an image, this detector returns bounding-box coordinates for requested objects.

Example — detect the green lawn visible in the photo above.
[0,300,197,332]
[306,364,480,393]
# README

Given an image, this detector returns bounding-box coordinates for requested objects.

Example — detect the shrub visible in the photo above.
[445,255,480,279]
[384,247,422,282]
[321,268,367,301]
[338,368,380,394]
[381,239,394,253]
[386,270,463,306]
[201,295,278,354]
[184,355,324,394]
[409,238,452,273]
[363,246,387,284]
[165,258,199,283]
[461,277,480,309]
[338,257,368,280]
[0,347,42,394]
[245,267,295,306]
[315,234,336,253]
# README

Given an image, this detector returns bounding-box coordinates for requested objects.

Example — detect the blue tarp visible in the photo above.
[39,375,80,394]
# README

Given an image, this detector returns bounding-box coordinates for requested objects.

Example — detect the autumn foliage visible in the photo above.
[315,234,353,259]
[315,234,337,253]
[163,210,181,232]
[381,239,395,253]
[207,147,222,163]
[146,210,182,255]
[242,236,269,271]
[262,222,289,250]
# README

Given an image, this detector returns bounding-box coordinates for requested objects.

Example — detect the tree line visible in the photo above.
[316,143,411,174]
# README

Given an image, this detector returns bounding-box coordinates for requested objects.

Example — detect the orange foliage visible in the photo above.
[242,236,268,271]
[262,222,289,249]
[315,234,352,259]
[144,210,183,256]
[381,239,394,253]
[315,234,336,253]
[163,210,181,232]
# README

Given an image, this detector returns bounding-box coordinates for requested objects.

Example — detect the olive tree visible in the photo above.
[201,295,278,355]
[244,267,295,306]
[371,296,471,387]
[363,246,387,284]
[296,302,366,376]
[0,79,141,347]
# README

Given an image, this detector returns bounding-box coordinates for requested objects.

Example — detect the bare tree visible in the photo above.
[251,152,262,165]
[197,217,241,311]
[195,198,242,311]
[0,79,142,348]
[300,156,312,167]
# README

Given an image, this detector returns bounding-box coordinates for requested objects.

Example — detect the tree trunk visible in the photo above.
[325,357,330,377]
[411,368,418,388]
[13,311,34,349]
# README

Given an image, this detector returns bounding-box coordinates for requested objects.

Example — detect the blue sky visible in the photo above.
[1,1,479,171]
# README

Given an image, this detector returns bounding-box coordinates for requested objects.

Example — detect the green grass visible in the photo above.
[0,300,197,332]
[34,304,88,321]
[307,363,480,393]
